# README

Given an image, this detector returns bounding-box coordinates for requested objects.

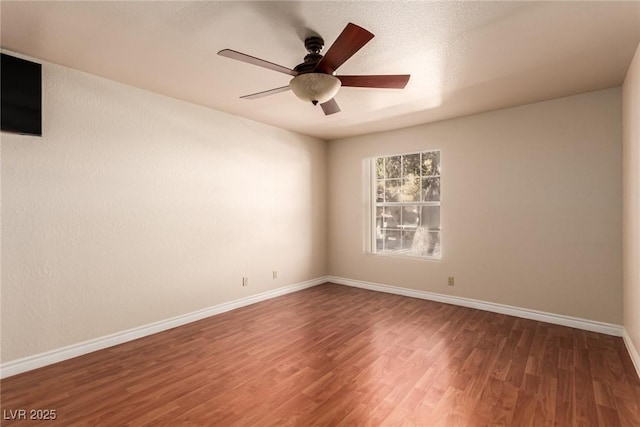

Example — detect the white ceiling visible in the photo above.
[2,1,639,140]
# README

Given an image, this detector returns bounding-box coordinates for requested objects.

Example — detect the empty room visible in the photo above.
[1,1,639,426]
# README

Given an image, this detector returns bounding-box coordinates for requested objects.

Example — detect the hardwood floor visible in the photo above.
[1,283,639,426]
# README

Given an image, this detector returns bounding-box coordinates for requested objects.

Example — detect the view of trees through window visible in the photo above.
[374,150,441,258]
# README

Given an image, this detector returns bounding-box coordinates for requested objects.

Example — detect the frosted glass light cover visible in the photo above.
[289,73,341,104]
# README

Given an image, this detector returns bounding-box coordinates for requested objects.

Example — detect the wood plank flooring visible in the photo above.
[1,283,639,426]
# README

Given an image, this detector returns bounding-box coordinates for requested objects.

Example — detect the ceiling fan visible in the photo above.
[217,23,410,115]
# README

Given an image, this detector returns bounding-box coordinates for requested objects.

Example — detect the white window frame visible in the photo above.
[364,150,441,260]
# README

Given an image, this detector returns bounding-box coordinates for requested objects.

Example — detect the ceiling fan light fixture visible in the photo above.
[289,73,341,105]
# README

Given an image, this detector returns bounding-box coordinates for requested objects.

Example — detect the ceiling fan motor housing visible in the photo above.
[294,36,326,74]
[305,36,324,54]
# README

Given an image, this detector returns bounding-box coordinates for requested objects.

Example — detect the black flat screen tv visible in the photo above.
[1,53,42,136]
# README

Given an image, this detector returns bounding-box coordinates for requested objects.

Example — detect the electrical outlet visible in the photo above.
[448,276,455,286]
[273,270,278,279]
[242,277,248,287]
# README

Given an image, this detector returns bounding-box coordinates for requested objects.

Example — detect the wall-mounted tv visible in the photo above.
[1,53,42,136]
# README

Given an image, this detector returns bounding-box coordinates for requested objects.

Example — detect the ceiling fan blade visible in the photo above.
[315,23,374,74]
[240,86,291,100]
[338,75,410,89]
[320,98,341,115]
[218,49,297,76]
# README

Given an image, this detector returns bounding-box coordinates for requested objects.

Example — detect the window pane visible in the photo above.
[376,180,385,202]
[400,178,420,202]
[385,156,402,179]
[401,230,415,249]
[383,206,401,228]
[376,231,384,250]
[385,179,401,202]
[375,207,384,250]
[401,205,420,229]
[421,205,440,230]
[376,206,384,229]
[428,231,441,257]
[403,154,421,178]
[422,177,440,201]
[409,228,441,256]
[422,151,440,176]
[376,157,385,179]
[384,230,400,250]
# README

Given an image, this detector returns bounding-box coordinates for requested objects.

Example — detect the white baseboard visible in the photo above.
[622,328,640,380]
[327,276,623,337]
[0,277,327,379]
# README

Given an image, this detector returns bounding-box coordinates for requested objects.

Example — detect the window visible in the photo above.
[367,150,441,259]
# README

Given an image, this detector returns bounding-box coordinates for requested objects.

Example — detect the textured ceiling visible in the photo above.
[1,1,639,140]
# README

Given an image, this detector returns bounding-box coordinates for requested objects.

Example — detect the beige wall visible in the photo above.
[1,58,327,363]
[328,88,622,324]
[623,43,640,361]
